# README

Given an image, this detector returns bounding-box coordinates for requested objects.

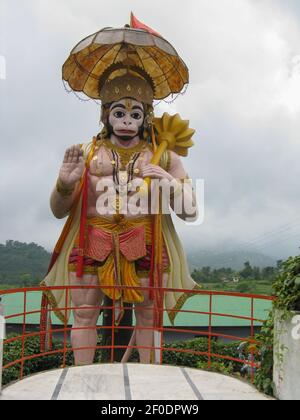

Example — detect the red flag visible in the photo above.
[130,12,162,37]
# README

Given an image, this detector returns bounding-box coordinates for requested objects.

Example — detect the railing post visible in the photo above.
[208,293,213,369]
[20,291,27,380]
[111,286,116,364]
[63,288,69,368]
[0,297,5,395]
[159,289,165,365]
[250,297,255,382]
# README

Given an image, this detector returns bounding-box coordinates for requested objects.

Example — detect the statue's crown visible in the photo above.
[99,73,154,105]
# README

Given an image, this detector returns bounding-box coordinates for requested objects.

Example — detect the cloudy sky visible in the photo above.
[0,0,300,259]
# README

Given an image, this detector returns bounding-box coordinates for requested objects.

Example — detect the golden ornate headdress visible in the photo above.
[99,74,153,105]
[99,64,155,105]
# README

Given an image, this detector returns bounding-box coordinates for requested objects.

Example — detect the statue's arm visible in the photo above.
[50,183,79,219]
[50,145,85,219]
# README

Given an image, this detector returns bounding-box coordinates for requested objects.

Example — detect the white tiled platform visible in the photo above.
[0,364,274,401]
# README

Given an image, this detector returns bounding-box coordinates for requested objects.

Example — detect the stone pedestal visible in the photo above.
[0,364,273,400]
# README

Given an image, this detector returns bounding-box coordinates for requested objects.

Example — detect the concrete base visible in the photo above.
[0,364,273,401]
[274,311,300,400]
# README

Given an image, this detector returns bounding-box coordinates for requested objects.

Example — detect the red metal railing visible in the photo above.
[0,285,274,388]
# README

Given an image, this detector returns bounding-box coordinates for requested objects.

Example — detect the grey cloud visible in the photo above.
[1,0,300,260]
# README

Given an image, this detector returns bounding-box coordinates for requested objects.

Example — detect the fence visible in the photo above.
[0,285,274,392]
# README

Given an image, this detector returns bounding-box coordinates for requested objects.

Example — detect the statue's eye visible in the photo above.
[131,112,142,120]
[114,111,125,118]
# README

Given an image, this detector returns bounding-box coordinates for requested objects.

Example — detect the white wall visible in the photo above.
[273,311,300,400]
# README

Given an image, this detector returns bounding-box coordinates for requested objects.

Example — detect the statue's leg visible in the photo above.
[134,274,168,364]
[69,272,103,366]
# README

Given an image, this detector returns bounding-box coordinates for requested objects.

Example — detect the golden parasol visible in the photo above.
[62,19,189,101]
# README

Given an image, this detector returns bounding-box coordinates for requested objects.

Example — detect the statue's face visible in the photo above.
[108,98,144,141]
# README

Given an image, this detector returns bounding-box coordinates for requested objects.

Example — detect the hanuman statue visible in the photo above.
[40,15,200,366]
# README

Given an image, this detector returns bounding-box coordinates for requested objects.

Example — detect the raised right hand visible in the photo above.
[59,144,85,188]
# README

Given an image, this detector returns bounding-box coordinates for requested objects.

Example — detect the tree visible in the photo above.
[0,241,50,286]
[236,283,251,293]
[239,261,253,279]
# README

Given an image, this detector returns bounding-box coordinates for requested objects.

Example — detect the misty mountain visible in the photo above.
[0,240,279,286]
[187,249,278,271]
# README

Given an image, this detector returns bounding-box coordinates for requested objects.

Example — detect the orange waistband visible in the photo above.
[86,215,153,234]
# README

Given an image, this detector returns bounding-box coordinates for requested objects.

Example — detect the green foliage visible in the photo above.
[273,255,300,315]
[0,241,51,287]
[162,338,241,371]
[128,337,242,374]
[240,261,254,279]
[196,360,235,376]
[192,267,235,284]
[3,335,72,386]
[252,254,300,397]
[253,311,275,396]
[192,261,277,295]
[200,281,273,295]
[2,334,104,386]
[236,282,252,293]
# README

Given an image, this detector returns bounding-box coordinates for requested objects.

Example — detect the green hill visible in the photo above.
[0,240,51,286]
[188,249,277,270]
[0,240,278,291]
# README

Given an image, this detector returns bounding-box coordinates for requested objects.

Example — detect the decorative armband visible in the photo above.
[56,178,75,197]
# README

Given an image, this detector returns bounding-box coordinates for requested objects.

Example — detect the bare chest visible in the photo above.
[88,143,153,193]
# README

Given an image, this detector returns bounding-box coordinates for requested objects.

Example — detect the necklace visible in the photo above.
[104,139,149,169]
[111,149,141,193]
[102,139,148,218]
